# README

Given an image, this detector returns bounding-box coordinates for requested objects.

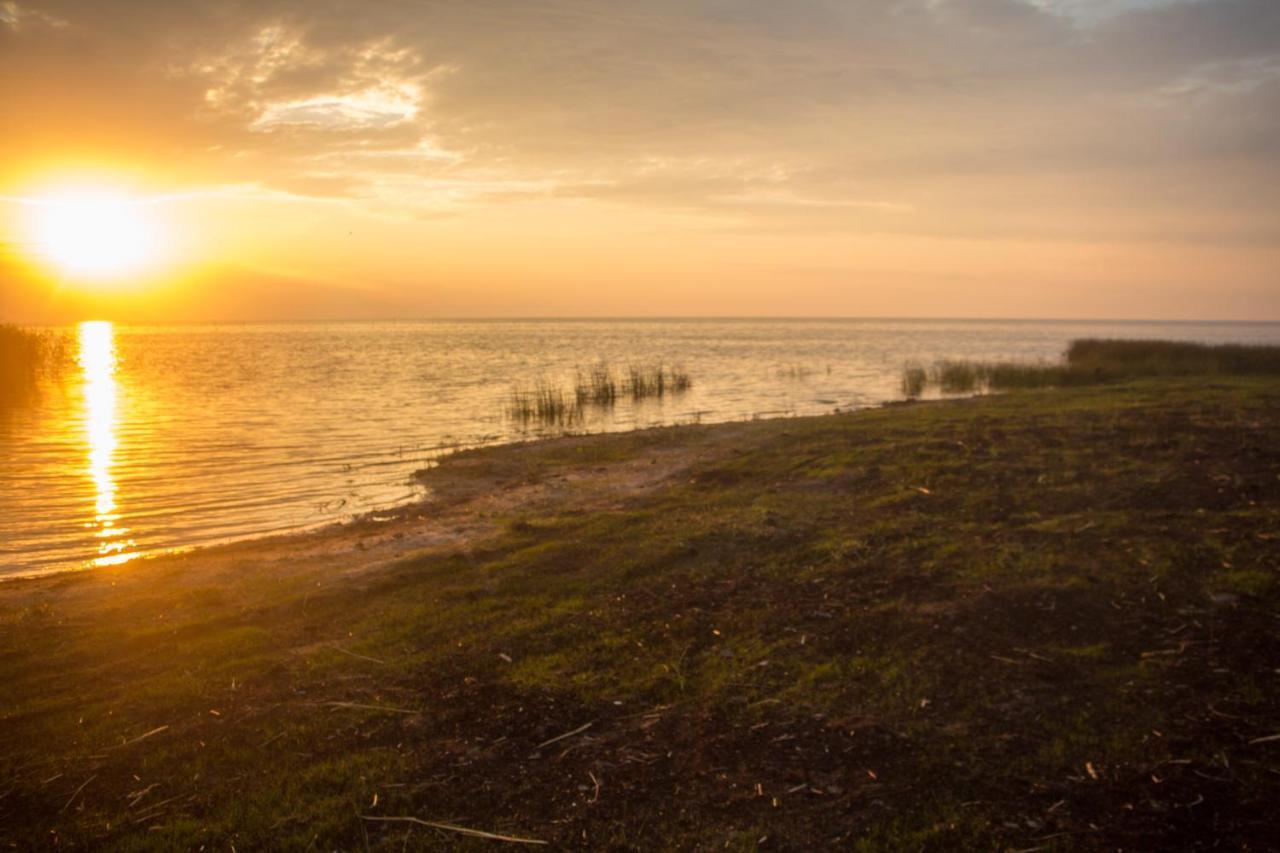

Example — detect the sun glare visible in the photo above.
[32,191,163,279]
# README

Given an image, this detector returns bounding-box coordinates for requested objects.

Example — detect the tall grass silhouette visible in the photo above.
[507,361,692,426]
[901,339,1280,397]
[1,324,72,406]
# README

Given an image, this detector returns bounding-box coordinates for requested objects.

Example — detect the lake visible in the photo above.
[3,318,1278,577]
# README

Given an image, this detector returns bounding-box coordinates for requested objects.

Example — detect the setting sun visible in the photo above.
[31,191,162,279]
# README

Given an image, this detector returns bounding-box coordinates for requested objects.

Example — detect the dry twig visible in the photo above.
[322,702,418,715]
[118,725,170,748]
[334,644,386,665]
[360,815,547,845]
[534,721,593,751]
[59,775,96,814]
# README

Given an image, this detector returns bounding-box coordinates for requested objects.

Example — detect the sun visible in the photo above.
[32,190,163,279]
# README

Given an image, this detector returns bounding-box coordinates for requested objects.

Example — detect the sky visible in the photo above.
[0,0,1277,322]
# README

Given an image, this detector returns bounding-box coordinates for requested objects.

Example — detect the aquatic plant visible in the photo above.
[507,361,694,426]
[899,339,1280,398]
[900,363,926,398]
[574,362,618,407]
[0,324,72,406]
[930,360,984,394]
[776,364,814,381]
[1067,338,1280,377]
[508,381,578,425]
[625,363,691,400]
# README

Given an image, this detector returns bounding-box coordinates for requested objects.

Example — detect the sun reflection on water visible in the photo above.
[78,321,136,567]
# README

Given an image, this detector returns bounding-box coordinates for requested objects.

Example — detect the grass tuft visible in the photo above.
[902,338,1280,397]
[0,324,72,406]
[1067,338,1280,377]
[625,363,691,400]
[507,381,578,426]
[776,364,815,381]
[574,362,619,407]
[930,360,984,393]
[508,361,692,425]
[900,363,926,398]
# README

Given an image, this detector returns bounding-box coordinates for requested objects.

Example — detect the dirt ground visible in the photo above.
[2,378,1278,850]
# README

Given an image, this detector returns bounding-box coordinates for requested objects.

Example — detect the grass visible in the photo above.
[574,362,618,407]
[507,381,577,426]
[900,363,926,398]
[0,324,72,406]
[509,361,692,425]
[905,338,1280,396]
[1070,337,1280,376]
[625,362,691,400]
[776,364,817,381]
[2,374,1278,849]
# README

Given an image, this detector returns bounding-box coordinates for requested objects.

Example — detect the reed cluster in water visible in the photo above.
[508,361,692,425]
[776,364,817,381]
[901,338,1280,398]
[0,324,72,406]
[508,381,576,425]
[575,362,619,406]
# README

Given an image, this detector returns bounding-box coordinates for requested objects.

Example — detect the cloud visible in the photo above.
[251,88,420,131]
[1,0,1276,246]
[0,0,65,30]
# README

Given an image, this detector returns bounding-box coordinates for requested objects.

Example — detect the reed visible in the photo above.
[1067,338,1280,377]
[508,381,578,426]
[899,339,1280,398]
[776,364,813,381]
[0,324,72,406]
[984,362,1076,389]
[900,363,926,398]
[930,360,985,394]
[574,362,619,407]
[507,361,693,425]
[625,363,692,400]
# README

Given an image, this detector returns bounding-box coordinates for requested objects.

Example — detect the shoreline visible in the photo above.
[0,402,779,593]
[3,376,1278,849]
[1,395,923,586]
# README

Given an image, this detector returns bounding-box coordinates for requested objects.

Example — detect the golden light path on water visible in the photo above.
[78,320,136,567]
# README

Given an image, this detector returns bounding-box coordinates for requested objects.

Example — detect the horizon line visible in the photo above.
[19,314,1280,327]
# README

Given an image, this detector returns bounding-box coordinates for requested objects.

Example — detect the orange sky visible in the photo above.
[1,0,1278,322]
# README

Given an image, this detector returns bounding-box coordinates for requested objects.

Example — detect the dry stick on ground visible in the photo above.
[260,731,288,748]
[59,775,96,814]
[321,701,418,714]
[333,644,386,665]
[534,721,593,751]
[126,782,159,809]
[129,794,190,825]
[117,725,169,748]
[360,815,548,845]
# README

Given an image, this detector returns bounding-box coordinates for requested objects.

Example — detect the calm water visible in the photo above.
[3,319,1279,577]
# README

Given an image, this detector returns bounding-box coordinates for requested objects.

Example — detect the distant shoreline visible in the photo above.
[18,315,1280,328]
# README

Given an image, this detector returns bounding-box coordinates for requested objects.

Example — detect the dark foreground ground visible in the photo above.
[2,378,1279,851]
